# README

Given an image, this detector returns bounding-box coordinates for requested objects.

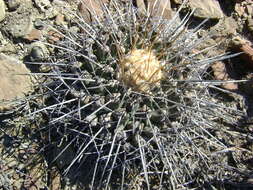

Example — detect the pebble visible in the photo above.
[47,30,63,43]
[34,0,51,13]
[211,16,238,38]
[55,13,66,25]
[29,42,49,61]
[24,28,42,41]
[0,53,31,105]
[34,19,45,30]
[4,11,33,38]
[189,0,224,19]
[0,0,6,22]
[6,0,20,11]
[78,0,108,23]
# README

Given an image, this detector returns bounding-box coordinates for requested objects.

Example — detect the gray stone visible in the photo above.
[4,11,33,38]
[6,0,20,11]
[29,42,49,61]
[34,19,45,30]
[189,0,224,19]
[0,54,31,110]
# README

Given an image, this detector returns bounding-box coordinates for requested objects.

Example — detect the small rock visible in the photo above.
[45,6,58,19]
[69,26,80,34]
[222,16,237,35]
[78,0,109,23]
[0,54,31,110]
[34,19,45,30]
[212,16,237,38]
[6,0,20,11]
[47,30,63,43]
[0,43,16,53]
[29,42,49,61]
[189,0,224,19]
[0,0,6,22]
[55,14,66,25]
[24,28,42,41]
[3,11,33,38]
[30,46,45,61]
[34,0,51,13]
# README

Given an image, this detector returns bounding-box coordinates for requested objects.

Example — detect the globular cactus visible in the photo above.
[23,0,244,189]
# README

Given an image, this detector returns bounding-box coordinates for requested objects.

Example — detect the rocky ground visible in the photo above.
[1,0,253,189]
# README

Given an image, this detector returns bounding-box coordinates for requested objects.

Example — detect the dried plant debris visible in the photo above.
[1,0,253,190]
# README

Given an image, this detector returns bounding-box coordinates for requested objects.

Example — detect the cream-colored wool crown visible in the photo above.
[118,48,164,92]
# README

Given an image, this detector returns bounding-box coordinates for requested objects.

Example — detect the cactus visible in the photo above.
[22,0,244,189]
